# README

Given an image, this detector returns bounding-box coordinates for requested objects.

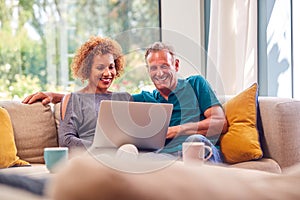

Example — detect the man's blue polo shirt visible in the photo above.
[132,75,221,153]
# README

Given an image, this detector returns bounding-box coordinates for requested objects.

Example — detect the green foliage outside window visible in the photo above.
[0,0,159,100]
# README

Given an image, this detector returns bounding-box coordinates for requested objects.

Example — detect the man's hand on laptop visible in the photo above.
[166,125,182,139]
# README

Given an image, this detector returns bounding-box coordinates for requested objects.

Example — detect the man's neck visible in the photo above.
[157,80,178,100]
[157,88,172,100]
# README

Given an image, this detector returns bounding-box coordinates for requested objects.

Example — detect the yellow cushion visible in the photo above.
[220,83,263,164]
[0,107,30,168]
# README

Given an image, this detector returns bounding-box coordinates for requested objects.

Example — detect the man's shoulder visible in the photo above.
[186,75,206,82]
[185,75,208,88]
[132,90,158,102]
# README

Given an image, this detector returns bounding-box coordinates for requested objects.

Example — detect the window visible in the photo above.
[258,0,299,99]
[292,0,300,99]
[0,0,160,100]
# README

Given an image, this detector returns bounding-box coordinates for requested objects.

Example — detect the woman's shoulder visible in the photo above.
[60,92,89,120]
[111,92,132,101]
[61,93,72,120]
[69,91,132,101]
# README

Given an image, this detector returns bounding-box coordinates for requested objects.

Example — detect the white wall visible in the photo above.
[160,0,205,78]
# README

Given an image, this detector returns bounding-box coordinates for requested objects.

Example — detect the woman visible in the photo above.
[59,36,132,151]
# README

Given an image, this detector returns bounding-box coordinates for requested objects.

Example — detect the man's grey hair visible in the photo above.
[144,42,176,63]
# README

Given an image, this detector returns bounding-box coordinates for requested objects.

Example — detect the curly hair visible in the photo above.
[71,36,125,82]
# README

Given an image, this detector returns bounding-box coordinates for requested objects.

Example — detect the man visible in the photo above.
[23,42,228,163]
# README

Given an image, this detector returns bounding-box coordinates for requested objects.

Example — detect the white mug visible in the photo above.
[182,142,213,165]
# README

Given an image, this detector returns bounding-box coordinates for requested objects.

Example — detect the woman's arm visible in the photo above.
[58,94,92,149]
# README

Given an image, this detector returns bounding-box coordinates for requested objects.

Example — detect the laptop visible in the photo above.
[89,100,173,152]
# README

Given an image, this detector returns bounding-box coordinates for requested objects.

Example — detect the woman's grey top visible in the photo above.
[58,92,132,150]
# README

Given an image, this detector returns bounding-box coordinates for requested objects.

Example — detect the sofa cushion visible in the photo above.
[0,184,42,200]
[220,83,263,164]
[0,101,58,163]
[0,107,30,168]
[230,158,281,173]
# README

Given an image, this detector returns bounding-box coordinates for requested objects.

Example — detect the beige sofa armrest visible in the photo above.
[258,97,300,169]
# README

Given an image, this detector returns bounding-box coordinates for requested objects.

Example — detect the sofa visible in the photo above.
[1,95,300,172]
[0,94,300,198]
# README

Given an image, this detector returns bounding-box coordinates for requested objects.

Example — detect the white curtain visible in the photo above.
[206,0,257,96]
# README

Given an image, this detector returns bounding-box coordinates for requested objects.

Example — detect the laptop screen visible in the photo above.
[91,100,173,151]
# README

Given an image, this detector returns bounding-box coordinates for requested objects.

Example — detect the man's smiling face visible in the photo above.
[146,50,179,96]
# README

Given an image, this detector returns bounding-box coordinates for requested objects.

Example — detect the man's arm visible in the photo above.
[166,105,228,139]
[22,92,65,105]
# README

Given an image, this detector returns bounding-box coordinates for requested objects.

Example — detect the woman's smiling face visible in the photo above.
[89,53,116,93]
